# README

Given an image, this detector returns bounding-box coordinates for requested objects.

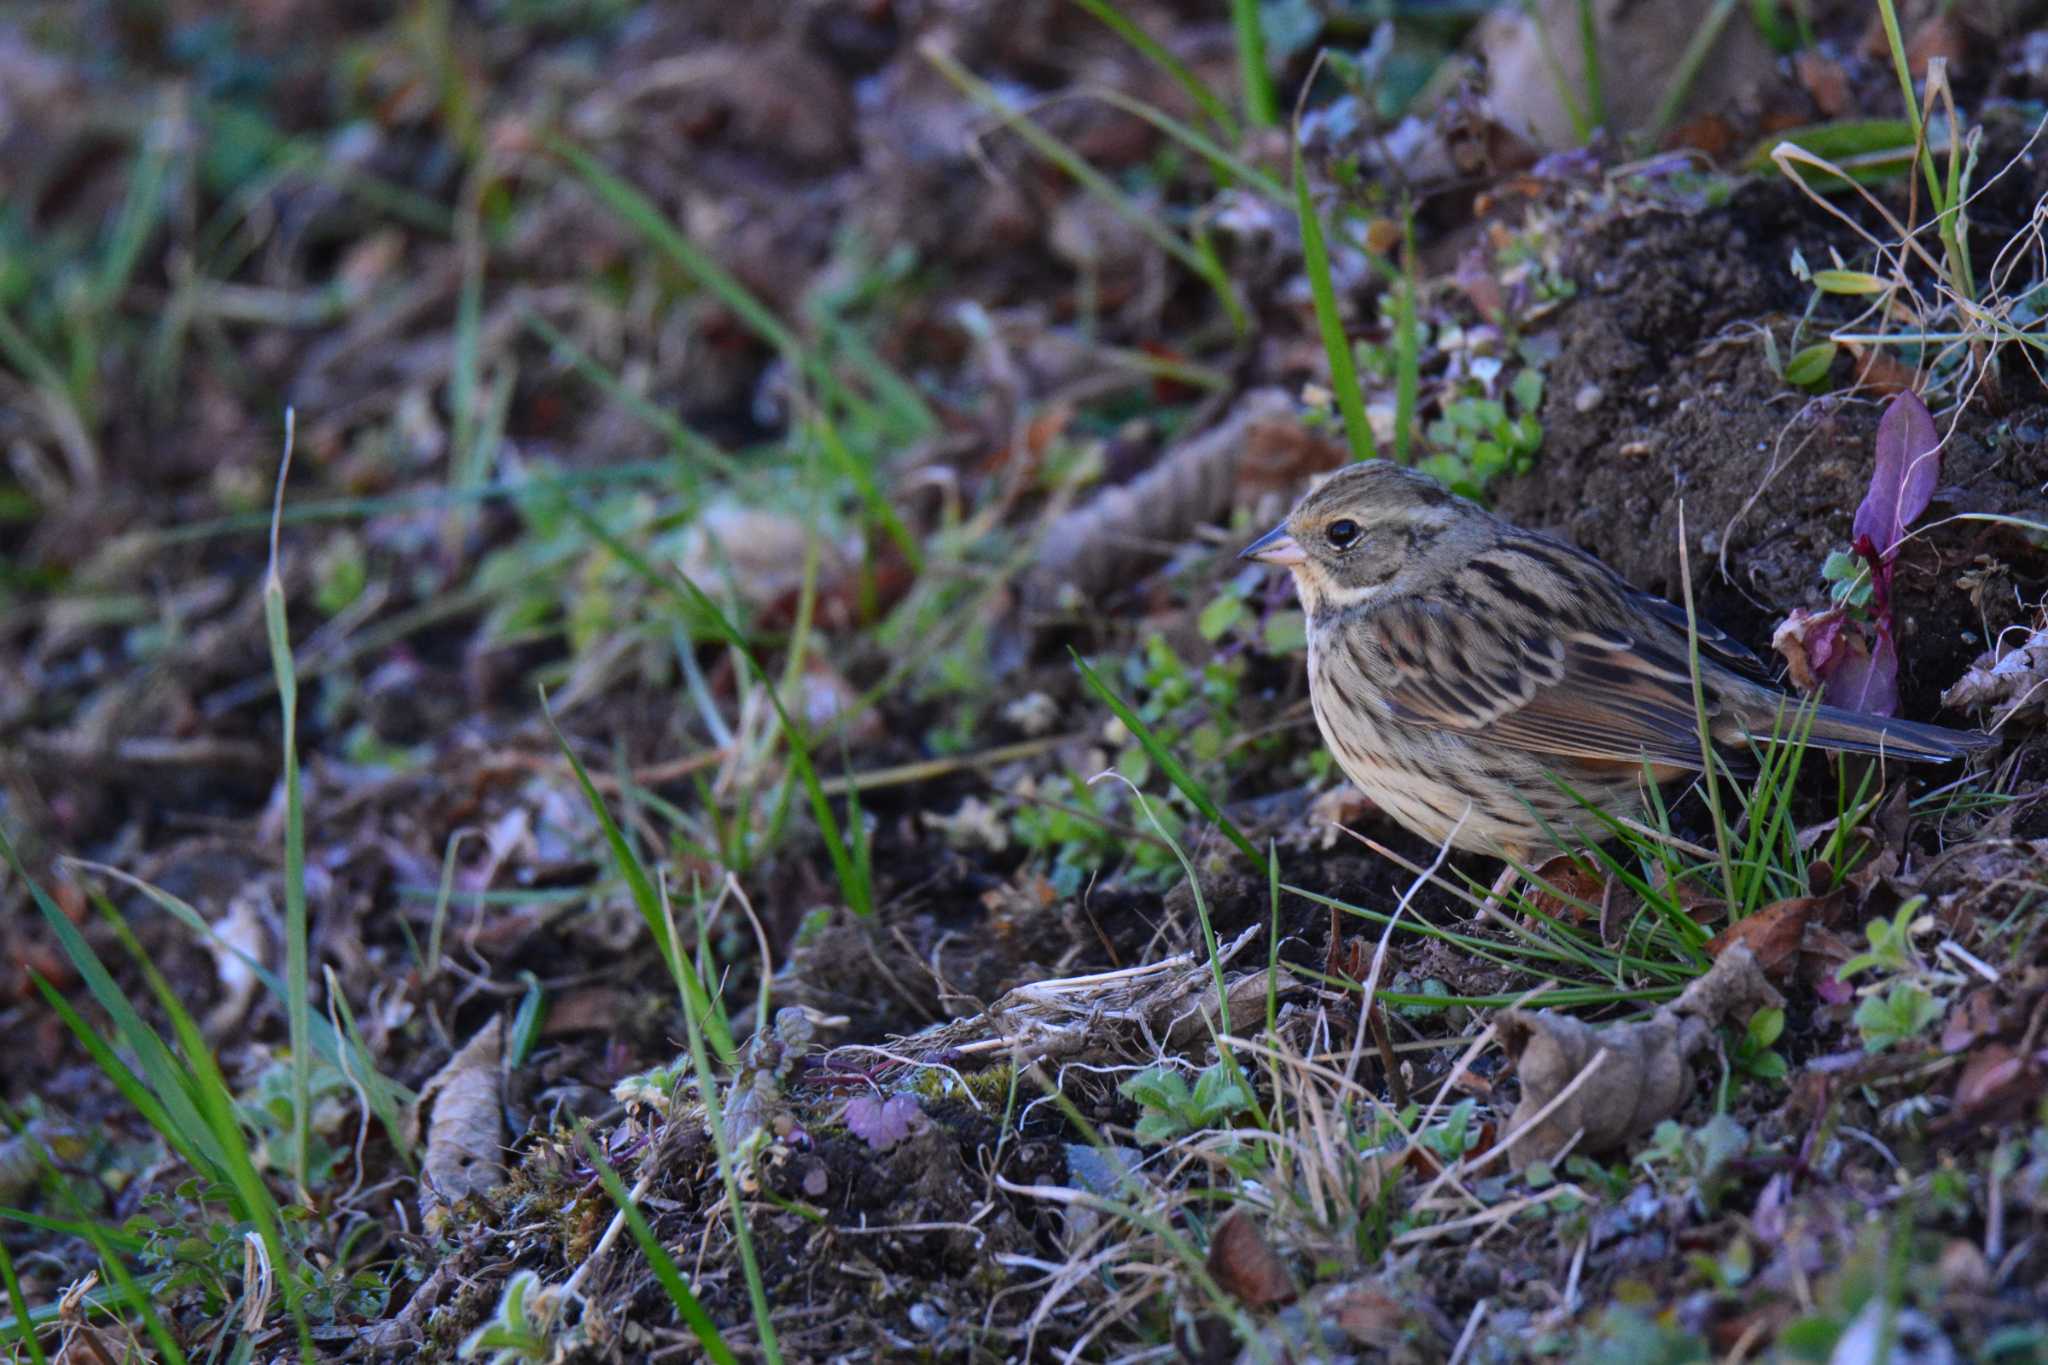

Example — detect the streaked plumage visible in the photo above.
[1242,462,1996,861]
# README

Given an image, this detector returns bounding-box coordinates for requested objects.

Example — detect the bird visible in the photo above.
[1240,461,1996,865]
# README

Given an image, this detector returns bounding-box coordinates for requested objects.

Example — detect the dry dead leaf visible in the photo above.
[1942,620,2048,730]
[1706,895,1828,980]
[1953,1042,2036,1121]
[1207,1207,1296,1309]
[1498,945,1782,1169]
[1795,51,1852,117]
[416,1016,507,1215]
[1939,987,2004,1053]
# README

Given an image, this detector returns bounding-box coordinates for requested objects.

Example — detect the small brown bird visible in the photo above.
[1241,462,1995,862]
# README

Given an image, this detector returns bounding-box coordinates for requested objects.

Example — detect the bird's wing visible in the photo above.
[1349,592,1723,770]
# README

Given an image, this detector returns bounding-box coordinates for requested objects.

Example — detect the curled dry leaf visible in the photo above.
[1206,1207,1296,1310]
[416,1016,507,1215]
[1942,619,2048,731]
[1497,945,1783,1170]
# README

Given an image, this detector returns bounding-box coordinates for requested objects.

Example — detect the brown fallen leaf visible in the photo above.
[1847,341,1916,397]
[1942,619,2047,731]
[1953,1043,2036,1122]
[1497,945,1783,1169]
[1527,859,1606,925]
[1207,1207,1296,1309]
[1939,987,2005,1053]
[1705,895,1827,980]
[416,1016,507,1217]
[1796,50,1852,117]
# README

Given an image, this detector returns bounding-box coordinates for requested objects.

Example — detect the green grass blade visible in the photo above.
[0,1235,48,1365]
[29,974,205,1176]
[541,697,738,1066]
[580,1136,739,1364]
[1645,0,1737,147]
[5,828,231,1180]
[104,907,304,1319]
[813,415,921,573]
[566,505,874,917]
[1229,0,1277,127]
[922,42,1246,333]
[1071,0,1237,139]
[1293,144,1375,462]
[552,136,914,433]
[659,883,782,1364]
[81,1228,188,1365]
[93,105,178,314]
[520,309,745,484]
[1070,649,1268,876]
[70,861,417,1154]
[1060,87,1284,201]
[1575,0,1606,134]
[263,415,313,1200]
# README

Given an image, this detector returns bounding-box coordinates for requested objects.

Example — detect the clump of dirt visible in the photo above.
[1496,156,2048,722]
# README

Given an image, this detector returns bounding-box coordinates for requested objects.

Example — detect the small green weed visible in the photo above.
[1120,1063,1257,1144]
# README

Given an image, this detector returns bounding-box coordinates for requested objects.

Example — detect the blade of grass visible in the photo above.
[1644,0,1739,148]
[658,879,782,1364]
[921,41,1246,333]
[579,1135,739,1362]
[1073,0,1237,139]
[1675,505,1740,914]
[1575,0,1606,135]
[1071,648,1268,876]
[0,1236,45,1365]
[543,696,738,1065]
[1293,143,1375,461]
[1058,88,1283,201]
[813,415,921,573]
[552,137,917,435]
[1229,0,1277,128]
[262,412,313,1200]
[566,505,874,917]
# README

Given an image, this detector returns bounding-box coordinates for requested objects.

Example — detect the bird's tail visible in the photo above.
[1748,700,1996,763]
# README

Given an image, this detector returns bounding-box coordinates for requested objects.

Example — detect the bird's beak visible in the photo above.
[1239,523,1307,567]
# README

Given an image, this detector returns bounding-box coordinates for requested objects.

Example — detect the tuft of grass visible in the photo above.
[565,503,876,918]
[4,825,307,1335]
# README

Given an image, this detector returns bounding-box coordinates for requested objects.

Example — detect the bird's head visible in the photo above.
[1239,461,1467,616]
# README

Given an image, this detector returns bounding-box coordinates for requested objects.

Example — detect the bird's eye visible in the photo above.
[1326,518,1361,550]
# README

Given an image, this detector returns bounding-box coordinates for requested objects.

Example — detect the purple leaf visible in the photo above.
[844,1094,927,1151]
[1852,389,1941,567]
[1822,620,1901,718]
